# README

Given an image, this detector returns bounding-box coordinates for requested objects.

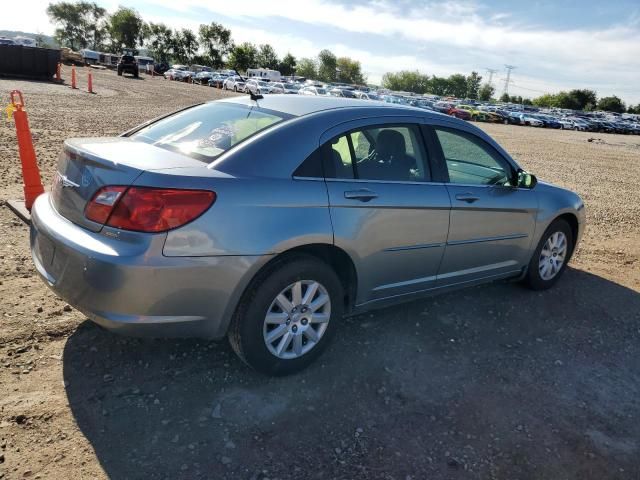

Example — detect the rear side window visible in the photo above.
[324,124,430,182]
[131,103,290,162]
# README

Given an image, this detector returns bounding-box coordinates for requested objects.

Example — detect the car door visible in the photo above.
[429,126,537,286]
[321,119,451,305]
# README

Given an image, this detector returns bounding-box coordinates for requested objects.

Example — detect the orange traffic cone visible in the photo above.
[8,91,44,210]
[55,63,61,82]
[71,65,77,89]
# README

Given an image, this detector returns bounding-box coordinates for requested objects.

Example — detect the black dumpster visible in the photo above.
[0,45,61,80]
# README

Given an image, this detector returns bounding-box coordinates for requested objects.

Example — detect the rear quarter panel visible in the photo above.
[133,170,334,256]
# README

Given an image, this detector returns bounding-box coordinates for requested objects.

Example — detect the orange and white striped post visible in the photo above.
[55,63,61,82]
[71,65,77,89]
[6,91,44,210]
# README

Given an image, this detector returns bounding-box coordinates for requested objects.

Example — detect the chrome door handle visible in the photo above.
[455,193,480,203]
[344,189,378,202]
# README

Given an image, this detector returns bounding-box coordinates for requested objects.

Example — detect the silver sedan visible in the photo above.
[30,96,585,375]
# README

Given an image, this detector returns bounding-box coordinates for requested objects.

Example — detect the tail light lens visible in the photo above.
[85,187,215,233]
[85,186,127,224]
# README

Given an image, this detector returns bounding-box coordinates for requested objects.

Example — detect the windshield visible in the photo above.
[316,88,327,94]
[131,103,290,162]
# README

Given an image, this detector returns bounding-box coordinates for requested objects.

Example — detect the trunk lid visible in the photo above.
[51,138,207,231]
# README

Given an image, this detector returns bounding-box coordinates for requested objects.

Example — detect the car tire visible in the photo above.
[117,69,122,76]
[524,219,573,291]
[228,254,344,376]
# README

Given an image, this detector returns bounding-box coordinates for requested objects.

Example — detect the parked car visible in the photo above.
[164,65,190,80]
[0,37,16,45]
[448,106,472,121]
[299,86,328,96]
[519,114,544,127]
[246,79,272,95]
[533,114,562,129]
[208,74,228,88]
[223,76,246,92]
[269,82,300,94]
[117,54,139,77]
[328,88,357,98]
[30,96,585,375]
[568,118,591,131]
[355,91,382,101]
[195,71,214,84]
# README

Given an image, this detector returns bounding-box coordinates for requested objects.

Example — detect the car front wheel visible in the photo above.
[229,254,343,375]
[524,219,573,290]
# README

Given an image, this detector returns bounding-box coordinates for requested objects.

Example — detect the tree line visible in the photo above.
[45,1,366,83]
[382,70,639,114]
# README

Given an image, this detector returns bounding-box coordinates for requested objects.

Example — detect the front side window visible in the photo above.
[434,128,513,186]
[325,124,430,182]
[131,103,289,162]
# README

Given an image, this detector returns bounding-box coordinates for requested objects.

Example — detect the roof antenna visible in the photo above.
[234,70,263,103]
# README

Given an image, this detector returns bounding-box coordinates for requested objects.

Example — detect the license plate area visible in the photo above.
[35,234,56,267]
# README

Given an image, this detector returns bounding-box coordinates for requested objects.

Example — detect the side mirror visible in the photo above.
[517,170,537,189]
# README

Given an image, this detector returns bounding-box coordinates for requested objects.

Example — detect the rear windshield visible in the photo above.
[131,102,290,162]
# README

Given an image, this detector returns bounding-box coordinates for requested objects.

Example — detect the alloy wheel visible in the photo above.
[538,231,568,281]
[263,280,331,360]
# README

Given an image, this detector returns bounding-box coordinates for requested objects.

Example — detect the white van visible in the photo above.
[246,68,281,82]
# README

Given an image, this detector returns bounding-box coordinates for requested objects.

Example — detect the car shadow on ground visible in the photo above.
[63,268,640,480]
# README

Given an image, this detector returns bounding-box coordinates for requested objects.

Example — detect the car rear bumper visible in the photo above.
[30,194,270,339]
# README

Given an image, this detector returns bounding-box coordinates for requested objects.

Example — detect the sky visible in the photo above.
[6,0,640,103]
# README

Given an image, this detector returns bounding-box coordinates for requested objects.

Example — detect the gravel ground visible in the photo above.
[0,69,639,480]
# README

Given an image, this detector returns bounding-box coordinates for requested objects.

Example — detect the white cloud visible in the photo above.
[5,0,640,102]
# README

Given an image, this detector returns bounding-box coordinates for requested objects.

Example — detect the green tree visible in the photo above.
[198,22,232,68]
[295,57,318,79]
[145,22,174,63]
[256,44,279,70]
[317,49,337,82]
[278,52,297,76]
[522,98,533,106]
[336,57,366,84]
[108,6,145,51]
[532,93,556,107]
[46,1,107,50]
[499,92,511,103]
[173,28,198,64]
[226,42,258,73]
[568,89,597,111]
[427,76,450,96]
[628,104,640,114]
[478,83,495,101]
[446,74,468,98]
[597,95,626,113]
[554,91,582,110]
[381,70,430,93]
[465,71,482,99]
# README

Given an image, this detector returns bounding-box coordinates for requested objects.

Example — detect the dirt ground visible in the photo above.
[0,69,639,480]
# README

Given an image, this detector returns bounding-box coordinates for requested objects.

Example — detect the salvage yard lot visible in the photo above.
[1,69,639,479]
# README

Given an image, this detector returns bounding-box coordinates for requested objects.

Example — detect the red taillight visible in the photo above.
[85,187,215,233]
[85,186,127,224]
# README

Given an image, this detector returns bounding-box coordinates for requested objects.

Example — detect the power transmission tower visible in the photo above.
[502,65,516,96]
[485,68,498,86]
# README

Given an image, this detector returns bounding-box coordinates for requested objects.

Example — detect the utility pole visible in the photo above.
[485,68,498,86]
[502,65,516,97]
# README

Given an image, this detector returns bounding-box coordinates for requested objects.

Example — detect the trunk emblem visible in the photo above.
[56,173,80,189]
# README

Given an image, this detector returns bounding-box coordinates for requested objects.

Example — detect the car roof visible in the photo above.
[218,94,420,117]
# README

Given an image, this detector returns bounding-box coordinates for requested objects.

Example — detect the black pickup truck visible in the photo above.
[117,55,138,77]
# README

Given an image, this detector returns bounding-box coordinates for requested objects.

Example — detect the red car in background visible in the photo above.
[433,102,472,121]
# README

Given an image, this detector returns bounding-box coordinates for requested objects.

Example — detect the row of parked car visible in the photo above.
[160,66,640,135]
